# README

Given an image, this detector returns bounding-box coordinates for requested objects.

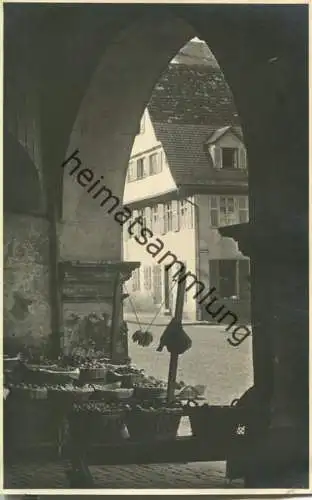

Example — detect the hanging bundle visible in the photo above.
[132,330,153,347]
[156,318,192,355]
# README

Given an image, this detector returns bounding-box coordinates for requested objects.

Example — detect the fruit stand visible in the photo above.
[4,277,259,488]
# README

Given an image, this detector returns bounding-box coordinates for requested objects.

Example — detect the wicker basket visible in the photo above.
[187,404,249,444]
[48,387,94,404]
[133,386,167,401]
[91,388,133,402]
[70,406,126,444]
[126,407,182,441]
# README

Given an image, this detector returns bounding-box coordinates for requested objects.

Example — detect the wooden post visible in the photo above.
[110,273,122,363]
[167,277,186,403]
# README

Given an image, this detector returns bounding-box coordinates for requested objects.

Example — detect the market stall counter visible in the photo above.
[4,283,259,487]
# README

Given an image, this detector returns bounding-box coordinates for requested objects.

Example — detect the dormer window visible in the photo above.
[221,147,238,169]
[206,126,247,170]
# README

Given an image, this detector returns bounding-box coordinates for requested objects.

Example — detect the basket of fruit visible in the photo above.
[133,377,167,401]
[70,402,127,444]
[47,384,94,403]
[106,365,145,387]
[125,402,183,441]
[91,385,134,402]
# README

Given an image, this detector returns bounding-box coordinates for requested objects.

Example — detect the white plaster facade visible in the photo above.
[123,109,250,321]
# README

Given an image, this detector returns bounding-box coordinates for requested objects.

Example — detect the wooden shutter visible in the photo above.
[214,146,222,168]
[239,147,247,169]
[209,260,219,293]
[151,204,159,234]
[160,204,166,234]
[172,200,179,232]
[153,265,162,304]
[145,206,152,230]
[238,259,250,299]
[187,199,194,229]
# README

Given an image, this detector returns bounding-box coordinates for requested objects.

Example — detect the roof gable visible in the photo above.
[206,126,243,145]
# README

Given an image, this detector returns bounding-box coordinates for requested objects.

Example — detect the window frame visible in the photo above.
[221,147,239,170]
[137,157,146,179]
[209,195,249,227]
[149,152,160,175]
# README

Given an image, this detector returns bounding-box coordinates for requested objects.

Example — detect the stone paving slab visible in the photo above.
[5,461,244,489]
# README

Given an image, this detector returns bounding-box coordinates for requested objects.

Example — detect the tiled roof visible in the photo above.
[145,43,247,191]
[153,122,214,186]
[148,63,240,126]
[153,122,247,190]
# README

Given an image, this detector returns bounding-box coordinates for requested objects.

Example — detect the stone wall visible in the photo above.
[3,214,51,355]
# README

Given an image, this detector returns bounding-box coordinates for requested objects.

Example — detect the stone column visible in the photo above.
[220,222,308,486]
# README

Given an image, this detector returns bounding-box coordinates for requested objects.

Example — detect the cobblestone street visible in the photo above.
[5,461,243,489]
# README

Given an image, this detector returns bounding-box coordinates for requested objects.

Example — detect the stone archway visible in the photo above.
[4,4,308,486]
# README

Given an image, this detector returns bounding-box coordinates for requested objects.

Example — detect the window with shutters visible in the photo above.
[221,148,238,169]
[219,260,238,298]
[149,152,161,175]
[137,157,146,179]
[132,269,141,292]
[164,201,173,233]
[238,196,249,223]
[179,199,193,229]
[144,266,152,290]
[209,196,249,227]
[153,265,162,304]
[219,196,236,226]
